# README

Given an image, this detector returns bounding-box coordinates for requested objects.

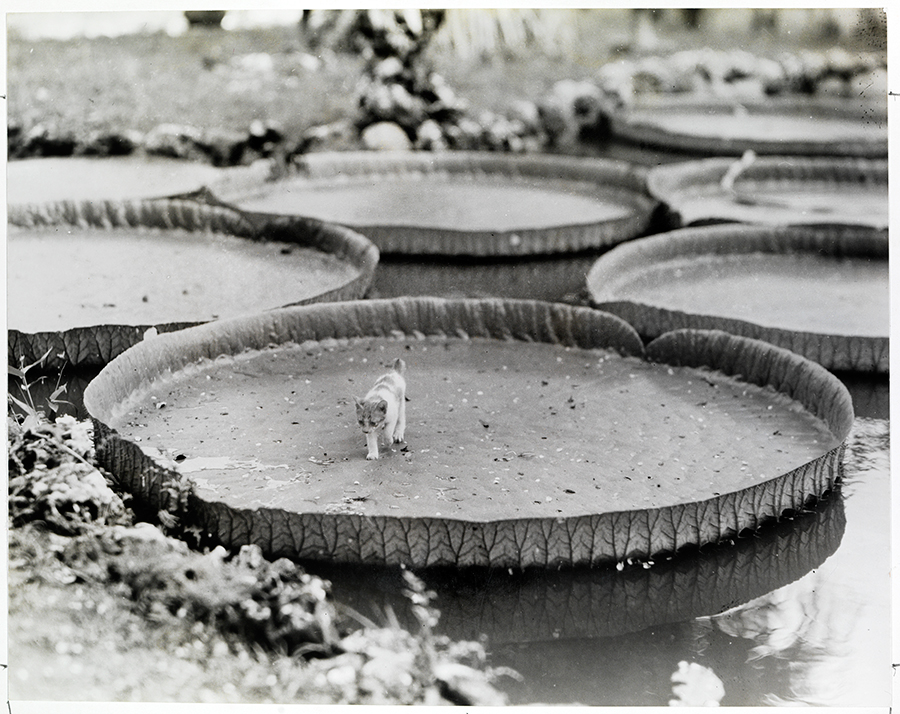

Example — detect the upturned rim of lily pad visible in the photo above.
[84,297,853,569]
[220,151,657,256]
[646,154,888,229]
[8,198,379,370]
[586,223,889,373]
[611,95,888,158]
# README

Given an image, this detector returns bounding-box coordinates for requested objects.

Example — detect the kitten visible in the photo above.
[355,358,406,460]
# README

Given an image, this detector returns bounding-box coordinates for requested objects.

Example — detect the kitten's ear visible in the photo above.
[354,397,364,411]
[375,399,388,413]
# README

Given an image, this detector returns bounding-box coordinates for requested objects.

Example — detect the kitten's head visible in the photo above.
[355,398,387,433]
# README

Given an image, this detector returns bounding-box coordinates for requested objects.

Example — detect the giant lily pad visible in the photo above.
[611,97,887,157]
[7,155,270,212]
[587,224,888,373]
[646,155,888,228]
[85,298,852,569]
[219,151,656,256]
[8,199,378,370]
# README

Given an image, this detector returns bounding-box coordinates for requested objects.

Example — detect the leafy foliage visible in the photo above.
[302,9,574,61]
[8,413,132,535]
[305,568,515,704]
[8,348,70,420]
[60,534,342,657]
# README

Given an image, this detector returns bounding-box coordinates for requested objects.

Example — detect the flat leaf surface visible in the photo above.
[605,253,887,338]
[587,225,889,373]
[112,335,839,520]
[225,152,655,256]
[647,156,888,228]
[7,156,227,204]
[86,298,851,566]
[237,174,637,232]
[675,186,887,228]
[625,108,882,144]
[8,226,359,333]
[613,98,887,156]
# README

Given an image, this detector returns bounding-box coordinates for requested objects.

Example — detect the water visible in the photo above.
[369,254,598,302]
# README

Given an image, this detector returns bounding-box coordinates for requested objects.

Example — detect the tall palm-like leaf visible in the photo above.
[301,9,578,59]
[432,9,577,59]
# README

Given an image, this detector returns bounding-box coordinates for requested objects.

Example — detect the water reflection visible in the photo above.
[431,485,845,644]
[832,370,889,420]
[702,418,890,707]
[708,575,866,706]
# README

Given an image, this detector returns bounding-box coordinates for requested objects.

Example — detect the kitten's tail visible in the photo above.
[391,358,406,375]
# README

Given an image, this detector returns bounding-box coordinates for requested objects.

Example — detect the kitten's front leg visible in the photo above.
[365,430,380,460]
[393,399,406,443]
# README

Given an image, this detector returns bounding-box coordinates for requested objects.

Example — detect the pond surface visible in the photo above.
[369,254,598,302]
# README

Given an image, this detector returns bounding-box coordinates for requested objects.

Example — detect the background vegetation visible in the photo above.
[8,9,885,158]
